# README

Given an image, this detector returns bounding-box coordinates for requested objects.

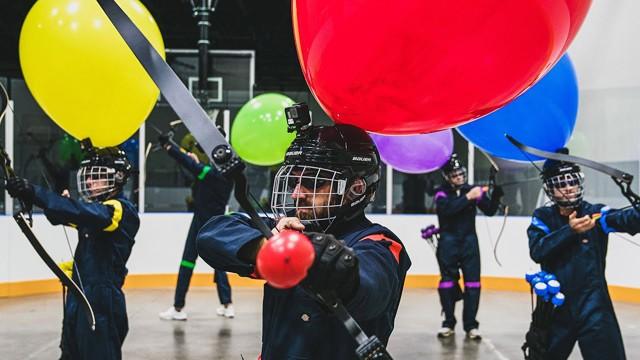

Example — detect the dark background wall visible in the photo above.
[0,0,307,90]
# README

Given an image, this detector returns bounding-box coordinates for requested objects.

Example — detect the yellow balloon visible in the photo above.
[19,0,164,147]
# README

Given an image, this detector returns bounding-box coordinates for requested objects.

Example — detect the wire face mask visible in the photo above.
[271,165,348,229]
[77,166,118,202]
[543,171,585,208]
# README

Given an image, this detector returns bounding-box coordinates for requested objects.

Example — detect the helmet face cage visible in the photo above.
[444,167,467,185]
[271,165,348,229]
[77,166,118,202]
[543,171,585,208]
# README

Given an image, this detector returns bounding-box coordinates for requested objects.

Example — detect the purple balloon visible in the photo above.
[370,130,453,174]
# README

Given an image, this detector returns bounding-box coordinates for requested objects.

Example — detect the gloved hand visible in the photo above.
[302,232,360,302]
[6,177,35,204]
[157,133,172,148]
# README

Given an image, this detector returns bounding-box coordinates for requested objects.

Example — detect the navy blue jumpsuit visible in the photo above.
[166,144,234,307]
[434,183,500,331]
[528,201,640,359]
[196,213,411,359]
[31,186,139,360]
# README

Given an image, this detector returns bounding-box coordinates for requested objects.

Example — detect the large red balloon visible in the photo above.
[292,0,591,134]
[256,230,315,289]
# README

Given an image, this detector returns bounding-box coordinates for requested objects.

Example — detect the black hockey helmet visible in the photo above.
[540,148,584,208]
[441,153,467,186]
[271,123,380,230]
[77,139,132,202]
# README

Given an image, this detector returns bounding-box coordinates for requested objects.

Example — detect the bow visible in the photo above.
[0,86,95,330]
[506,134,640,213]
[0,82,9,125]
[477,148,509,267]
[96,1,391,358]
[147,122,182,156]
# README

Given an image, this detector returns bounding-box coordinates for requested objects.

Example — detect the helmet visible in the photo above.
[271,124,380,231]
[77,144,132,202]
[441,153,467,187]
[540,148,584,208]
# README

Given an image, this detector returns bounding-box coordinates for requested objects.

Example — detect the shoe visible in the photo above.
[159,307,187,321]
[437,327,455,338]
[224,305,235,318]
[466,328,482,340]
[216,306,225,316]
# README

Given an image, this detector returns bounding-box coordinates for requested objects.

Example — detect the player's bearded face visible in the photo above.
[290,180,333,219]
[271,165,347,225]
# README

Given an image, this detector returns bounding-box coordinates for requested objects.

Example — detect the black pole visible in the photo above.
[192,0,216,108]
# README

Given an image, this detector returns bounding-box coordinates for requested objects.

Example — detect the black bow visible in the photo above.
[477,148,509,267]
[506,134,640,213]
[0,90,96,331]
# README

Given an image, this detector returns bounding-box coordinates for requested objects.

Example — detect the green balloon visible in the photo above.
[57,133,82,165]
[231,93,296,166]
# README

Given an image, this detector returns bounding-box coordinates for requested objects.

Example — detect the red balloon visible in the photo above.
[562,0,593,55]
[292,0,591,134]
[256,230,315,289]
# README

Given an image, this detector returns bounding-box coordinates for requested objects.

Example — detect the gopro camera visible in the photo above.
[285,102,312,133]
[80,138,96,157]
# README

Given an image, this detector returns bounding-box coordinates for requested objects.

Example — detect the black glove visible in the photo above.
[6,177,35,204]
[158,133,172,148]
[303,232,360,302]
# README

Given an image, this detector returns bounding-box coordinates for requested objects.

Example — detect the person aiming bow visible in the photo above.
[6,141,139,360]
[433,153,504,339]
[525,148,640,359]
[196,103,411,359]
[157,128,235,321]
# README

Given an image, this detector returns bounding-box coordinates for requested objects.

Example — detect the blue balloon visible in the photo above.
[119,137,139,168]
[458,55,578,161]
[547,280,561,295]
[525,271,537,284]
[534,282,548,298]
[552,293,566,307]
